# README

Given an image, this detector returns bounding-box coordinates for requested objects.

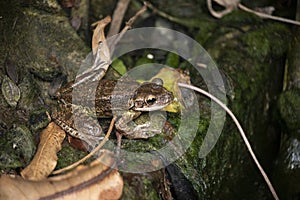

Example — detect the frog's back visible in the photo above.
[56,79,140,117]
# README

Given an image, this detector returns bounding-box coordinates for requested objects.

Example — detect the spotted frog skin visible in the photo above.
[52,78,174,148]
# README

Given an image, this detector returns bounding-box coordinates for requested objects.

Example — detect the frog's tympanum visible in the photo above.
[52,78,174,149]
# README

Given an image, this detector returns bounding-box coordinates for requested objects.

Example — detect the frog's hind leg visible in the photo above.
[52,106,104,150]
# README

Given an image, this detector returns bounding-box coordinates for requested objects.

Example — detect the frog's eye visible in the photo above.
[146,95,157,105]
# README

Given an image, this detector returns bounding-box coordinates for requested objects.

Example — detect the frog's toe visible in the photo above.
[133,122,151,130]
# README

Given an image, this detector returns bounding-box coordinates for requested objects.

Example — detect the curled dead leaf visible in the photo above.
[91,16,111,55]
[21,122,66,180]
[0,150,123,200]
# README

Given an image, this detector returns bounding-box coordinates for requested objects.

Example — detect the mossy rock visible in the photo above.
[278,89,300,132]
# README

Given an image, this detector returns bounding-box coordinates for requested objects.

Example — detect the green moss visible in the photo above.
[56,145,88,169]
[142,178,160,200]
[121,174,159,200]
[195,21,218,45]
[241,23,291,60]
[8,126,35,163]
[165,52,179,68]
[221,10,263,25]
[190,9,291,198]
[167,116,211,195]
[0,142,22,170]
[243,32,270,59]
[0,125,36,169]
[0,153,23,170]
[278,89,300,132]
[18,72,42,111]
[17,8,89,80]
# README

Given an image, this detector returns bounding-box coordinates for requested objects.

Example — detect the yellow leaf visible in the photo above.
[150,68,192,113]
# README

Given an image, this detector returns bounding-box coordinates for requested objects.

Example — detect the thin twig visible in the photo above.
[178,83,279,200]
[52,117,116,175]
[115,131,122,159]
[145,1,189,26]
[238,3,300,26]
[109,4,147,50]
[108,0,131,37]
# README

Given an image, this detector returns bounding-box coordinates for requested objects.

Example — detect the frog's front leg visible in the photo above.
[115,110,166,139]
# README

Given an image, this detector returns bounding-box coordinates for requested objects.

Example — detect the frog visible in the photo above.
[51,77,174,149]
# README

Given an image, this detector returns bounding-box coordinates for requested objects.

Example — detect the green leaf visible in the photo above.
[111,59,127,75]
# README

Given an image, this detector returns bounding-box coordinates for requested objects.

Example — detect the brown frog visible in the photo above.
[52,78,174,149]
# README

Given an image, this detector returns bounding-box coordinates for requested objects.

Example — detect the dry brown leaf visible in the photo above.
[21,122,66,180]
[0,150,123,200]
[91,16,111,55]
